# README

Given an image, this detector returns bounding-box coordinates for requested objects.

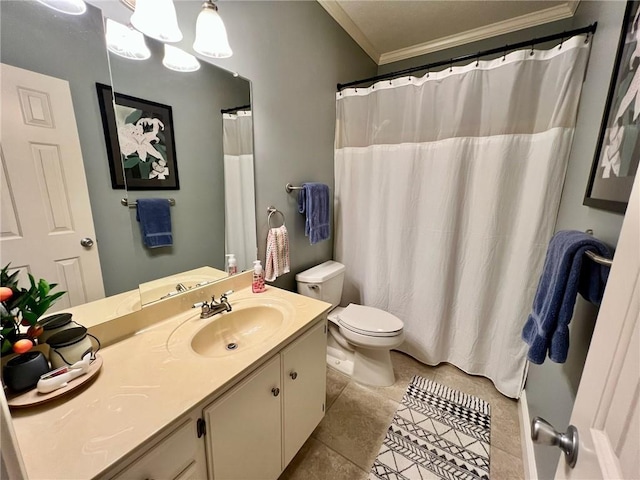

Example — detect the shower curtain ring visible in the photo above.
[559,33,565,49]
[476,53,480,67]
[502,45,508,61]
[530,43,534,56]
[449,60,453,72]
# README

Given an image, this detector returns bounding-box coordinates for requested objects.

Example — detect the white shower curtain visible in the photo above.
[334,35,591,398]
[223,111,257,271]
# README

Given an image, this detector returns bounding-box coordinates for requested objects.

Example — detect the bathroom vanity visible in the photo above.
[8,272,331,480]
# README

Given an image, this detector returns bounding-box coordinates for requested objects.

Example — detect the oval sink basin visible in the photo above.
[191,306,285,357]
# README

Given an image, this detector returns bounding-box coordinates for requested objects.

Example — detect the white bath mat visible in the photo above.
[370,376,491,480]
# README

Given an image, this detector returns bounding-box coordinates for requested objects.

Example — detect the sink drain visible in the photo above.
[226,342,238,351]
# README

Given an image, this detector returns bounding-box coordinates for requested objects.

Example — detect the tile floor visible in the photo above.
[281,351,524,480]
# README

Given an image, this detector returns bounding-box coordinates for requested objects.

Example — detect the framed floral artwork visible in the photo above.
[584,0,639,213]
[96,83,179,190]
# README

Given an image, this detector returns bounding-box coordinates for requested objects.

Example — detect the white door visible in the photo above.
[556,173,640,479]
[0,64,105,307]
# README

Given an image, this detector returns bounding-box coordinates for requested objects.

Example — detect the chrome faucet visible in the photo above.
[192,290,233,318]
[176,283,188,292]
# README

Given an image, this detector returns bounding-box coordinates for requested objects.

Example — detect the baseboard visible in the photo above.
[518,390,539,480]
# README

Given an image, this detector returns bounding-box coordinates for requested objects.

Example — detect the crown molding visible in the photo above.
[378,1,580,65]
[317,0,380,64]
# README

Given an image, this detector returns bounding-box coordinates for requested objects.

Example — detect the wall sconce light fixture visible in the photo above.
[130,0,183,43]
[193,0,233,59]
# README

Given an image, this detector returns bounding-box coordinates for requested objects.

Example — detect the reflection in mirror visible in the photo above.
[105,4,256,306]
[138,266,227,306]
[0,1,258,317]
[222,108,257,272]
[0,1,121,312]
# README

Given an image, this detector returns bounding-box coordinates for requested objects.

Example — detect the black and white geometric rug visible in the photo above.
[370,376,491,480]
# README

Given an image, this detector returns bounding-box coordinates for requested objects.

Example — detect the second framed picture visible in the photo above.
[583,0,639,213]
[96,83,180,190]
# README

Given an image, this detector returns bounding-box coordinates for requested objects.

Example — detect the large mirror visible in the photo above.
[105,1,255,305]
[0,1,257,315]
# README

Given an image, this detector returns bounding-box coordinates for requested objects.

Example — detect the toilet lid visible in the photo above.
[337,304,404,337]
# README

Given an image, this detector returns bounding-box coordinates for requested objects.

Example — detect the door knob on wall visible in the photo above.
[531,416,579,468]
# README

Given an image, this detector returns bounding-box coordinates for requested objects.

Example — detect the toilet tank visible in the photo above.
[296,261,345,308]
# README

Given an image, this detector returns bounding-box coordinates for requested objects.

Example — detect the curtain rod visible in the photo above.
[221,104,251,114]
[337,22,597,91]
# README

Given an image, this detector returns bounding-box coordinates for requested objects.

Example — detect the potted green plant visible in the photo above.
[1,264,66,392]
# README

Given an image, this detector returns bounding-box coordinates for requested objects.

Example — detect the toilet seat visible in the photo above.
[337,304,403,337]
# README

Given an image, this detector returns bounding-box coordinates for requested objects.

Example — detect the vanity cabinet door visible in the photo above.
[110,413,207,480]
[281,319,327,467]
[204,354,282,480]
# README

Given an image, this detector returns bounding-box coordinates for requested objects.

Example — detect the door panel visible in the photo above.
[556,174,639,479]
[0,63,104,306]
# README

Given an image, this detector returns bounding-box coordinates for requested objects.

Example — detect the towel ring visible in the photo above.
[267,207,285,228]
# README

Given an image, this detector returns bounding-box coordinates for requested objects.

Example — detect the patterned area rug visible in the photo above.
[370,376,491,480]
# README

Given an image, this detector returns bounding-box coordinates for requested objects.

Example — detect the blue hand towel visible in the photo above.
[298,183,330,244]
[522,230,611,364]
[136,198,173,248]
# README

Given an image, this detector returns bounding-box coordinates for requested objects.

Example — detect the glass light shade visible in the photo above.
[35,0,86,15]
[106,19,151,61]
[193,3,232,58]
[163,45,201,72]
[130,0,183,43]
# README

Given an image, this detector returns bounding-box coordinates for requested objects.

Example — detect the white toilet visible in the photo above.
[296,261,404,387]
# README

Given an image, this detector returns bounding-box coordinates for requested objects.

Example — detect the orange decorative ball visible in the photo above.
[0,286,12,302]
[12,338,33,354]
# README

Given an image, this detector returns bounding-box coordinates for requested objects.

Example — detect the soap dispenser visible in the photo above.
[252,260,266,293]
[225,254,237,276]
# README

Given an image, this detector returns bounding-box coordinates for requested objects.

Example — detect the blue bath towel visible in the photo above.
[522,231,611,364]
[298,183,330,244]
[136,198,173,248]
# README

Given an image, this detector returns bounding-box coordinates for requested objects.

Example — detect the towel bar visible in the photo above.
[285,183,303,193]
[584,250,613,267]
[584,229,613,267]
[121,198,176,208]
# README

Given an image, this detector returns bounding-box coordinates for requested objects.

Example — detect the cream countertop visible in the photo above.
[10,273,331,480]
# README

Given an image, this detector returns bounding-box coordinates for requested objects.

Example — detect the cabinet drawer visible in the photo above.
[112,417,204,480]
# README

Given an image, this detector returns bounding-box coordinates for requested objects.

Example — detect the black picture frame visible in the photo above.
[96,83,179,190]
[584,0,639,214]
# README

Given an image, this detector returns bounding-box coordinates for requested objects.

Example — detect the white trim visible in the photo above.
[567,0,580,16]
[377,2,579,65]
[317,0,380,63]
[1,389,28,479]
[519,390,539,480]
